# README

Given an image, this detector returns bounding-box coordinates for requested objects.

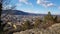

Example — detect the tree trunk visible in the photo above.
[0,0,2,18]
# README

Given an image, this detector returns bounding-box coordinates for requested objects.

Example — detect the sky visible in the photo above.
[2,0,60,15]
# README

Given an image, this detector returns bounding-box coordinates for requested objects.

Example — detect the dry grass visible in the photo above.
[13,23,60,34]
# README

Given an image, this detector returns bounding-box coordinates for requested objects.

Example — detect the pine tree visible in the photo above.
[43,11,55,29]
[44,11,54,22]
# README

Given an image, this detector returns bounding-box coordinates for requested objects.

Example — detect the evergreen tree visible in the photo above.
[43,11,55,29]
[21,20,31,31]
[44,11,54,22]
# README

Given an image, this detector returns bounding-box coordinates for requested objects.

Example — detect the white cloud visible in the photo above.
[19,0,28,4]
[37,0,41,4]
[19,0,33,6]
[37,0,54,7]
[43,3,54,7]
[47,3,54,7]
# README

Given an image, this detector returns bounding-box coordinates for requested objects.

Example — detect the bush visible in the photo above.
[33,18,42,28]
[21,20,31,31]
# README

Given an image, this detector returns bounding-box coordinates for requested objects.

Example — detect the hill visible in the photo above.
[1,10,46,16]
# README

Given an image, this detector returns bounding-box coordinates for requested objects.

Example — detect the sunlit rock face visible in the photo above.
[13,23,60,34]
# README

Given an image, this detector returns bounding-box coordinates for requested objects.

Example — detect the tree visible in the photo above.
[1,0,16,18]
[43,11,55,29]
[0,0,2,18]
[44,11,54,22]
[21,20,31,31]
[2,0,16,10]
[54,15,57,23]
[34,18,42,28]
[0,0,4,33]
[0,0,2,26]
[1,0,16,19]
[0,0,16,34]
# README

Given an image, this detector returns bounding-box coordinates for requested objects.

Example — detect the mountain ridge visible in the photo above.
[2,10,46,16]
[1,10,60,16]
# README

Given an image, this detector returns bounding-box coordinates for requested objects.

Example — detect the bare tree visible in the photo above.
[0,0,16,34]
[0,0,2,17]
[2,0,16,18]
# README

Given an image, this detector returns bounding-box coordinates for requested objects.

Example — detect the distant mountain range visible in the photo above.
[1,10,60,16]
[1,10,46,16]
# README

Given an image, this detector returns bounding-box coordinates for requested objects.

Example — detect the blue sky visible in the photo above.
[3,0,60,15]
